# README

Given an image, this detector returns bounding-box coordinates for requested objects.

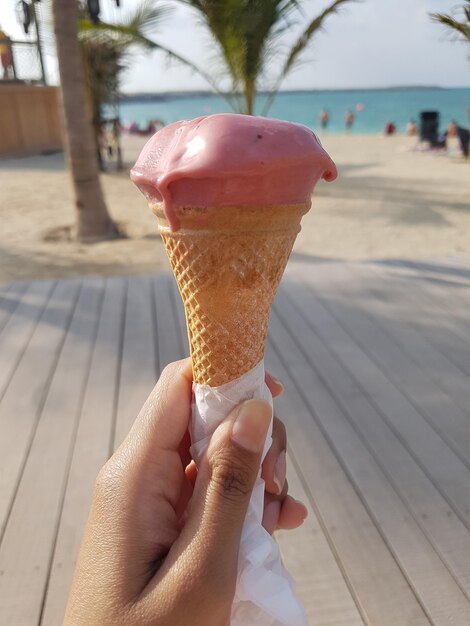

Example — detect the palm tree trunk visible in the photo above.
[244,81,255,115]
[53,0,117,242]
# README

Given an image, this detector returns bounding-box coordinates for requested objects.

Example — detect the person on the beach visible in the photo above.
[0,27,13,80]
[63,359,307,625]
[446,121,469,158]
[345,110,354,133]
[384,121,396,136]
[406,120,417,136]
[320,109,329,131]
[447,121,458,138]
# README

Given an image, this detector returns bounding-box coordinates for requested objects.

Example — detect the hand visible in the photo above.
[64,359,307,626]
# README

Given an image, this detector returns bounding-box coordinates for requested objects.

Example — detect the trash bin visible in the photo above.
[420,111,439,146]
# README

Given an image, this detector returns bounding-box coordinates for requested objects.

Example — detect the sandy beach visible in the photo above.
[0,133,469,283]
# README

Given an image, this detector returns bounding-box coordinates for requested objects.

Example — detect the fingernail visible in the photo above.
[268,373,284,392]
[232,399,272,453]
[273,450,286,494]
[263,500,281,534]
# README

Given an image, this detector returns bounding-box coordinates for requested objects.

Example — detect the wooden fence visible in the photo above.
[0,85,63,157]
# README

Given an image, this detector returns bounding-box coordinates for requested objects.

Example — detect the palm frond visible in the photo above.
[124,0,173,36]
[261,0,356,115]
[79,17,234,107]
[430,11,470,42]
[79,19,156,48]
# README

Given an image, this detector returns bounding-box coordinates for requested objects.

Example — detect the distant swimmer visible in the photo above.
[384,121,396,136]
[320,109,329,131]
[345,110,354,133]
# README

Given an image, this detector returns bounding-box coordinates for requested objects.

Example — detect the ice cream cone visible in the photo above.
[154,202,308,387]
[132,114,337,626]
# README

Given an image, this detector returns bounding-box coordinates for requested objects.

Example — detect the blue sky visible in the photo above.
[1,0,469,92]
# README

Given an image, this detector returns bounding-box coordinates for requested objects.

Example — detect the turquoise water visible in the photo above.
[120,88,470,134]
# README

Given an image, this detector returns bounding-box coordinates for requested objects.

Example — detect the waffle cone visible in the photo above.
[155,203,309,387]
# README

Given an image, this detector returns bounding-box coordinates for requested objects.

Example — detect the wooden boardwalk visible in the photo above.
[1,258,470,625]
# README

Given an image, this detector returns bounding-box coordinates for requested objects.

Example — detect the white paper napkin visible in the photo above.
[191,360,308,626]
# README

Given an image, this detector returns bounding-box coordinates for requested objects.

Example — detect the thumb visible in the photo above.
[186,399,272,575]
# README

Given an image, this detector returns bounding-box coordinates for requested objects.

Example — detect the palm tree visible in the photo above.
[430,1,470,47]
[52,0,118,242]
[178,0,356,115]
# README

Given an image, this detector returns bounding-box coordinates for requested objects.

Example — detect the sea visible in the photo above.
[119,87,470,135]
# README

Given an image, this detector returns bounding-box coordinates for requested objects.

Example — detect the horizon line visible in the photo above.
[120,84,470,98]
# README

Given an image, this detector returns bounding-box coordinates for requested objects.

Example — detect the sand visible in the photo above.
[0,133,469,283]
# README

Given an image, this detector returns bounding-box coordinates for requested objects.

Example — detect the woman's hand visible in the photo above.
[64,359,307,626]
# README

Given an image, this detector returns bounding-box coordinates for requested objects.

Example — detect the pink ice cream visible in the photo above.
[130,113,337,231]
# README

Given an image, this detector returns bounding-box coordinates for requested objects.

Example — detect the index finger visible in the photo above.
[124,358,193,457]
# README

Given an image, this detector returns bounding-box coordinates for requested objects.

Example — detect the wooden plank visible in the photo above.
[368,265,470,400]
[0,279,104,626]
[0,282,29,335]
[0,281,55,402]
[381,258,470,286]
[276,455,364,626]
[0,282,13,306]
[372,258,470,321]
[153,274,185,368]
[0,280,81,539]
[264,338,431,625]
[276,284,470,598]
[113,275,157,450]
[341,263,470,421]
[370,261,470,341]
[41,277,127,626]
[404,268,470,326]
[365,263,470,380]
[301,262,470,467]
[169,277,190,358]
[283,271,470,530]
